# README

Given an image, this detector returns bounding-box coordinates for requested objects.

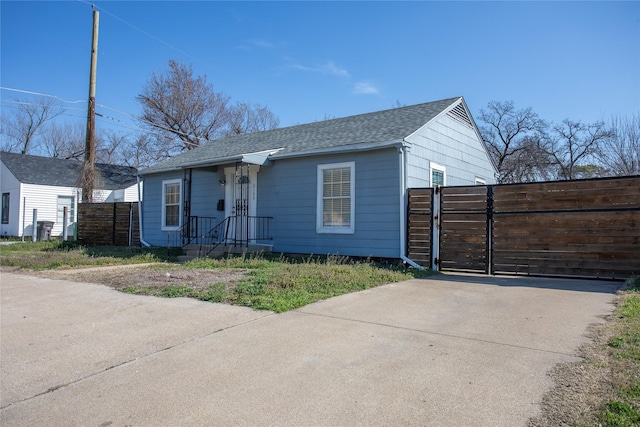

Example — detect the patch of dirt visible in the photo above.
[35,264,250,291]
[528,299,621,427]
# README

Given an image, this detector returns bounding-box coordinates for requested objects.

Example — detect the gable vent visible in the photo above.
[447,103,473,128]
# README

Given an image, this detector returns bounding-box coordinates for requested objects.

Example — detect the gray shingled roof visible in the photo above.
[140,97,462,175]
[1,151,138,189]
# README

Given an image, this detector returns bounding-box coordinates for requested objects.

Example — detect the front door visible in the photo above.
[224,163,258,244]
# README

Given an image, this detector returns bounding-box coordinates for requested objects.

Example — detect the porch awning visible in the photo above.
[242,150,274,166]
[140,148,284,174]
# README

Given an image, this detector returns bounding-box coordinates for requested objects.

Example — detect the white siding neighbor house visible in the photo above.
[139,97,497,262]
[0,151,139,239]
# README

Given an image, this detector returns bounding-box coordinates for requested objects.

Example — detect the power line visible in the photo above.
[2,86,205,147]
[0,99,87,112]
[0,87,86,104]
[77,0,209,67]
[96,103,203,146]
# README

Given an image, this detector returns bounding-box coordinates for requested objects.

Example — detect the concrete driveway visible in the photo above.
[1,271,618,426]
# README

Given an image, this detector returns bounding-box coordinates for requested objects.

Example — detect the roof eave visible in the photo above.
[270,139,406,160]
[138,148,285,175]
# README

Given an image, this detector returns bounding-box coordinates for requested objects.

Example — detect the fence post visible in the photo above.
[62,207,68,241]
[431,186,441,271]
[128,203,133,247]
[112,203,117,245]
[486,185,494,275]
[32,209,37,243]
[22,197,26,242]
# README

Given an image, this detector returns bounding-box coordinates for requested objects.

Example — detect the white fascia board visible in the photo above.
[138,155,243,175]
[460,99,499,174]
[270,140,406,160]
[140,148,285,175]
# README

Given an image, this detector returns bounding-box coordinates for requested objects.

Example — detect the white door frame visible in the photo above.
[224,165,259,243]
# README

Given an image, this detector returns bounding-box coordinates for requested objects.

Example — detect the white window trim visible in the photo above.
[475,177,487,185]
[316,161,355,234]
[161,179,182,231]
[2,192,9,224]
[430,162,446,187]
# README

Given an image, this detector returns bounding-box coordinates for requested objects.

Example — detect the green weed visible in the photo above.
[0,241,179,270]
[199,283,226,302]
[594,288,640,426]
[599,401,640,426]
[2,243,432,313]
[160,286,194,298]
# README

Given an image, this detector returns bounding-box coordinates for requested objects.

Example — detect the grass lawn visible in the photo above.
[0,241,432,313]
[0,240,180,269]
[597,277,640,426]
[158,254,432,312]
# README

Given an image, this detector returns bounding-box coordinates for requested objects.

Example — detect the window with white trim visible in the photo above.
[317,162,355,234]
[430,163,446,187]
[475,177,486,185]
[1,193,9,224]
[162,179,182,230]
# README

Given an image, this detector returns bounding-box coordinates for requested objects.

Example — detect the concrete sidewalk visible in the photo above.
[0,272,618,426]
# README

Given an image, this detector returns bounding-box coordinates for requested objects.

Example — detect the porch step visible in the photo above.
[178,244,272,262]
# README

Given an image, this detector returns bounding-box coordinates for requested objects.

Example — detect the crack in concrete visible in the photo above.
[294,309,582,358]
[0,312,275,410]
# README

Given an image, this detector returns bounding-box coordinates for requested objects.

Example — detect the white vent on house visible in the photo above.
[447,103,473,128]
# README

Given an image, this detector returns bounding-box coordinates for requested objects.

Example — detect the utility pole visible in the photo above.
[82,8,99,203]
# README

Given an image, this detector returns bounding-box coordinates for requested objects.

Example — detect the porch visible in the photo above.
[171,215,273,262]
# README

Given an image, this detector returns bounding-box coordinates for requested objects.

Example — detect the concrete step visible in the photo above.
[178,244,272,262]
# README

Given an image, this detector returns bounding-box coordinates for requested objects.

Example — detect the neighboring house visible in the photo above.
[0,151,139,238]
[139,96,497,260]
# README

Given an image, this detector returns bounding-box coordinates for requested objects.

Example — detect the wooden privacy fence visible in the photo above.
[77,202,140,246]
[407,188,433,266]
[407,175,640,279]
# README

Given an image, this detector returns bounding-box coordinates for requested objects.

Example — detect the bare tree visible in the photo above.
[116,134,167,169]
[96,130,129,164]
[41,122,86,160]
[501,136,555,183]
[1,97,64,154]
[137,60,231,153]
[600,113,640,176]
[137,60,280,158]
[478,100,548,183]
[544,119,614,180]
[226,102,280,135]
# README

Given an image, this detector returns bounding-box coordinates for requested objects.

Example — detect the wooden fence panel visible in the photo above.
[407,188,432,267]
[77,202,140,246]
[439,186,488,273]
[493,185,640,279]
[493,176,640,212]
[407,176,640,279]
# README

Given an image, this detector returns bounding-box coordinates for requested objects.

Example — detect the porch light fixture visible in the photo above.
[218,176,226,187]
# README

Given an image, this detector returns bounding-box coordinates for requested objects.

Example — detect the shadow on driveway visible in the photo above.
[428,272,622,294]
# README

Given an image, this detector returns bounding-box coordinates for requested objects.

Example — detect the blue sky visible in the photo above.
[1,1,639,137]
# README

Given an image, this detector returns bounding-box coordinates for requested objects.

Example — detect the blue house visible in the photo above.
[138,97,496,262]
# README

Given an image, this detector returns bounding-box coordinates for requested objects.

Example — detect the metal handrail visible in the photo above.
[200,215,273,256]
[184,216,218,245]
